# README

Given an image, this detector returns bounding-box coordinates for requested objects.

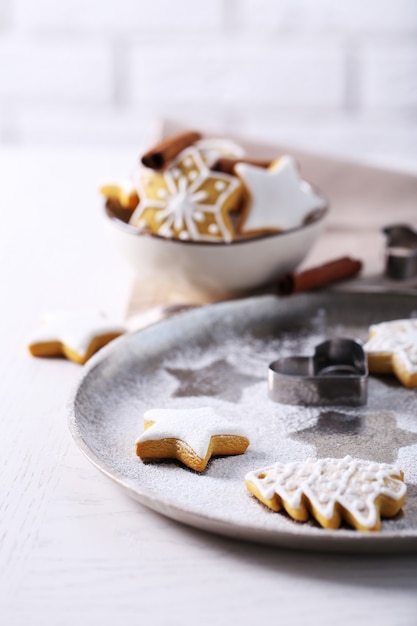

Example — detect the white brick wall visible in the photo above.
[0,37,113,102]
[12,0,224,32]
[238,0,417,32]
[130,40,345,107]
[0,0,415,163]
[361,44,417,109]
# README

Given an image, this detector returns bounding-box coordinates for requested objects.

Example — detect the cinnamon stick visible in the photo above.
[141,130,202,170]
[212,157,272,175]
[277,257,363,296]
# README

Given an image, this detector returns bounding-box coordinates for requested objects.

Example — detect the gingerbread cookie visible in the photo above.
[245,456,406,531]
[135,406,250,472]
[235,155,324,235]
[193,137,246,167]
[129,147,243,242]
[28,311,125,365]
[364,319,417,388]
[100,180,139,210]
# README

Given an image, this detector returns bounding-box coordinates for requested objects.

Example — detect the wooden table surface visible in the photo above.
[1,145,417,625]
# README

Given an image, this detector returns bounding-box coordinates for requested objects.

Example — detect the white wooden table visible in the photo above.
[1,146,417,626]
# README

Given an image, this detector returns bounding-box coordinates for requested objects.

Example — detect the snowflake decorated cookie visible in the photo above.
[135,406,250,472]
[28,311,125,365]
[245,456,406,531]
[364,319,417,388]
[129,147,243,242]
[235,155,324,235]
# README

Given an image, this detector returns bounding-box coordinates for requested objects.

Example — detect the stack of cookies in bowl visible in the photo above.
[100,130,328,295]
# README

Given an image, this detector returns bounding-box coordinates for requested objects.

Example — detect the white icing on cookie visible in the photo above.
[117,178,136,195]
[194,138,246,166]
[131,147,241,243]
[136,407,249,460]
[235,156,324,233]
[156,175,209,232]
[28,311,125,359]
[208,223,219,234]
[365,319,417,375]
[246,456,406,530]
[393,348,417,377]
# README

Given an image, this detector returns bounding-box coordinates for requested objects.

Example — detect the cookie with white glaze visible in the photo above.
[193,137,246,167]
[28,311,125,365]
[235,155,324,236]
[364,319,417,388]
[129,147,243,243]
[245,456,406,531]
[135,407,250,472]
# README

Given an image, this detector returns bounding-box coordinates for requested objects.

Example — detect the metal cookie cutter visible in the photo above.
[383,224,417,280]
[268,338,368,406]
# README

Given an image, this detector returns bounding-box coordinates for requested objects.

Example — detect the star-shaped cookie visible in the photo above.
[135,406,250,471]
[129,147,243,242]
[364,319,417,388]
[235,155,324,235]
[28,311,125,364]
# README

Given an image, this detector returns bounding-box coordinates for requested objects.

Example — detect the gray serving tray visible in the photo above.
[69,292,417,554]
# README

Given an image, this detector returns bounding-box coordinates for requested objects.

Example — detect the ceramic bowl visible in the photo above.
[104,203,328,296]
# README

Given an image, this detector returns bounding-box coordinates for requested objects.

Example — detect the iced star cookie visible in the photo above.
[28,311,125,364]
[129,147,243,242]
[135,407,250,472]
[100,180,139,210]
[235,155,324,235]
[364,319,417,388]
[245,456,406,531]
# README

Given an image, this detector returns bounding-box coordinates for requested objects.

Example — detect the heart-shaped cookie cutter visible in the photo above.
[383,224,417,280]
[268,338,368,406]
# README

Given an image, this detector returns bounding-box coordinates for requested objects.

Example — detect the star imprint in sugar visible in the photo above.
[165,358,263,403]
[292,410,417,463]
[235,155,324,234]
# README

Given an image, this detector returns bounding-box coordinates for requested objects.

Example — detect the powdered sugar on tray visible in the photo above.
[72,294,417,543]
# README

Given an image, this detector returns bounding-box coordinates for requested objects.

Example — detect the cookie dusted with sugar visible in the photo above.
[235,155,324,236]
[135,406,250,472]
[129,147,243,242]
[28,311,125,365]
[364,319,417,388]
[245,456,406,531]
